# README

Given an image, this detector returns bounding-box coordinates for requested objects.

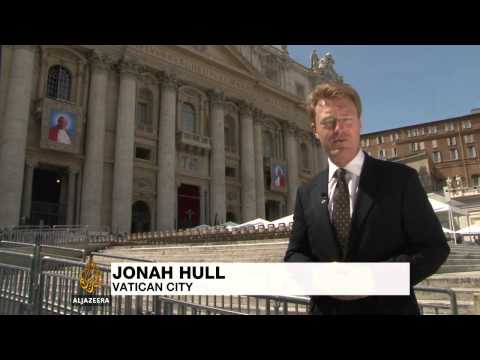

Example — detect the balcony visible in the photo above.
[176,131,211,155]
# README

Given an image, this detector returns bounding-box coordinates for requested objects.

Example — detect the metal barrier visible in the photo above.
[0,234,462,315]
[414,286,459,315]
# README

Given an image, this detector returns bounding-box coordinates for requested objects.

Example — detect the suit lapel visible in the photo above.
[348,153,378,258]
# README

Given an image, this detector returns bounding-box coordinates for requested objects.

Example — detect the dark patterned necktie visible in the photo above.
[332,168,351,258]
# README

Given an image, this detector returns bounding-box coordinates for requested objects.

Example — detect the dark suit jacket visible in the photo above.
[284,152,450,315]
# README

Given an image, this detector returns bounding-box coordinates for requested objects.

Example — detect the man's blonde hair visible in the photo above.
[307,82,362,132]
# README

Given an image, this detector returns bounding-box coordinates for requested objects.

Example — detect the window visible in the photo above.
[390,134,394,142]
[410,142,420,152]
[445,123,455,132]
[432,139,438,148]
[263,132,274,158]
[447,137,456,146]
[301,143,310,170]
[463,121,472,129]
[376,136,384,145]
[182,103,196,134]
[420,142,425,150]
[407,129,412,138]
[47,65,72,101]
[472,175,480,187]
[361,139,365,147]
[136,89,153,132]
[450,149,459,160]
[135,147,151,161]
[395,133,399,141]
[419,128,425,136]
[378,149,386,159]
[391,148,398,158]
[225,167,236,178]
[428,126,438,135]
[365,138,370,146]
[464,134,475,144]
[467,146,477,159]
[432,151,442,163]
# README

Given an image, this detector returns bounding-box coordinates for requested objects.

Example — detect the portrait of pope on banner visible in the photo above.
[48,111,75,145]
[271,163,287,191]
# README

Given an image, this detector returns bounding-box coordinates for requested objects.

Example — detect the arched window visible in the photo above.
[263,132,274,158]
[182,103,196,134]
[224,115,236,153]
[301,143,310,169]
[47,65,72,101]
[136,89,153,132]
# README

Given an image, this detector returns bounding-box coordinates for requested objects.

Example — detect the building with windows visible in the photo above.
[0,45,339,232]
[361,110,480,224]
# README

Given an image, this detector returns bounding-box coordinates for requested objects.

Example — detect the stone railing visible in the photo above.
[112,223,294,246]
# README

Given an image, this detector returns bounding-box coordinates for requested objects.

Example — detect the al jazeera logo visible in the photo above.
[72,257,111,306]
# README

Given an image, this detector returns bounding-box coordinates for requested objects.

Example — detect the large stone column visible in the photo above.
[80,52,110,228]
[66,168,78,225]
[112,61,138,233]
[209,90,226,225]
[285,122,299,214]
[21,160,36,224]
[0,45,36,227]
[239,102,257,222]
[254,111,266,219]
[157,73,178,231]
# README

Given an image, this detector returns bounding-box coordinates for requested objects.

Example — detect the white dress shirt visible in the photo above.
[327,150,365,221]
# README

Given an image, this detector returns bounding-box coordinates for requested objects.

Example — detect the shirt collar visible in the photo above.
[328,149,365,182]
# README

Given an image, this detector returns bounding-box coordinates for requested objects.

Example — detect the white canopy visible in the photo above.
[232,218,272,229]
[456,225,480,235]
[270,215,294,227]
[428,197,468,216]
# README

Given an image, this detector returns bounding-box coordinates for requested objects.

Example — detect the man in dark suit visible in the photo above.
[284,82,450,315]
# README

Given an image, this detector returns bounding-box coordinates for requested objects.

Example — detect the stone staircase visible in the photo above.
[439,243,480,273]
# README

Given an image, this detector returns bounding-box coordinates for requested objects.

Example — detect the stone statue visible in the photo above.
[455,175,463,189]
[446,177,453,189]
[310,49,319,70]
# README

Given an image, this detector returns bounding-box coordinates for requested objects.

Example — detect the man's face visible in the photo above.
[58,117,67,129]
[313,96,362,167]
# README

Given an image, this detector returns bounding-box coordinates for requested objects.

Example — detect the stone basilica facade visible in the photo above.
[0,45,342,232]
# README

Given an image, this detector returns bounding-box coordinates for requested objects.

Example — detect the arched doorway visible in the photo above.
[131,201,151,233]
[177,184,201,229]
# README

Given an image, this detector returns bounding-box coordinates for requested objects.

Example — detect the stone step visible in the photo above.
[445,259,480,266]
[420,273,480,289]
[438,265,480,273]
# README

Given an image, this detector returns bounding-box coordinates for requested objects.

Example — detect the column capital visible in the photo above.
[284,121,298,135]
[116,60,141,78]
[88,51,114,71]
[209,90,225,106]
[158,72,179,91]
[239,101,255,117]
